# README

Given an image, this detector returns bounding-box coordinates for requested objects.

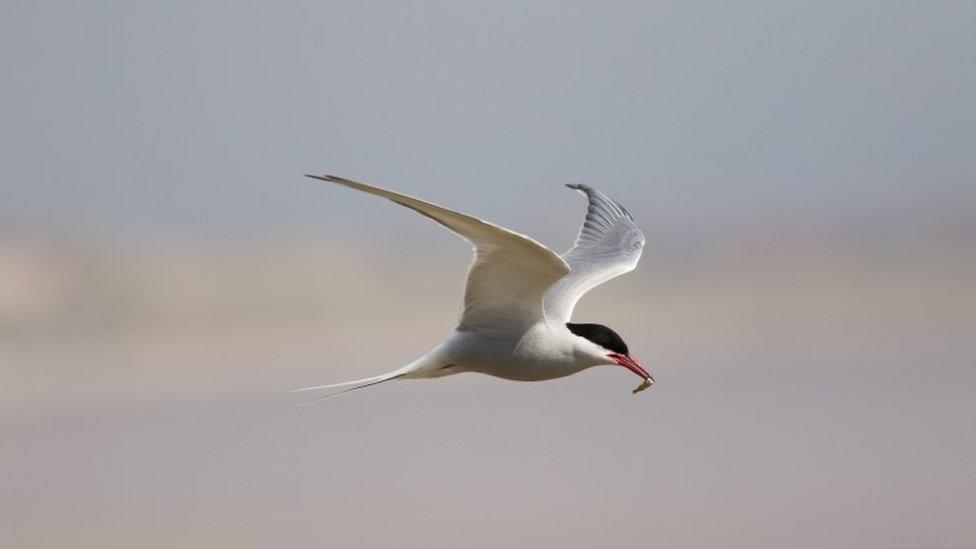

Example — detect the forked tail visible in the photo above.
[291,364,416,405]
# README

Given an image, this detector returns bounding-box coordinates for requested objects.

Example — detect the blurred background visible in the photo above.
[2,1,974,547]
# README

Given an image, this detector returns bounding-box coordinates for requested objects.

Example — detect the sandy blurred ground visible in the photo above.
[1,229,973,548]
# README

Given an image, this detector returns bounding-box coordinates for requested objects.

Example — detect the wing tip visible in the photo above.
[305,173,342,182]
[565,182,636,221]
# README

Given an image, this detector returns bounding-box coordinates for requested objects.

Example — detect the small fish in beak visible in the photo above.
[632,377,654,394]
[608,353,654,394]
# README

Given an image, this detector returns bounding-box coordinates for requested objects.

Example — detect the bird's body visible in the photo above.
[295,174,652,402]
[403,323,603,382]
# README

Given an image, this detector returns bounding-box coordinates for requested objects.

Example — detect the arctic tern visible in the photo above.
[295,174,651,402]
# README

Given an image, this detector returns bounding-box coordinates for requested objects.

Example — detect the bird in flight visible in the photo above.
[295,174,651,403]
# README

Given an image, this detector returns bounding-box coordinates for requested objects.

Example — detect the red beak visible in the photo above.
[609,353,654,383]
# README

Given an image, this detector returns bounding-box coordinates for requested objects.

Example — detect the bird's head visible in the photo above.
[566,322,654,386]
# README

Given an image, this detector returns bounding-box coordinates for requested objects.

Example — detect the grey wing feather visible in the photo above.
[544,184,645,322]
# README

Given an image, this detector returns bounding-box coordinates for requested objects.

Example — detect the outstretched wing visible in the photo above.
[307,175,570,337]
[544,184,645,323]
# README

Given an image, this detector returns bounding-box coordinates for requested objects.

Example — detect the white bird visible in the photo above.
[295,174,651,403]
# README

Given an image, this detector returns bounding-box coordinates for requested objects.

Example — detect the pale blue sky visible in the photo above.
[2,1,973,245]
